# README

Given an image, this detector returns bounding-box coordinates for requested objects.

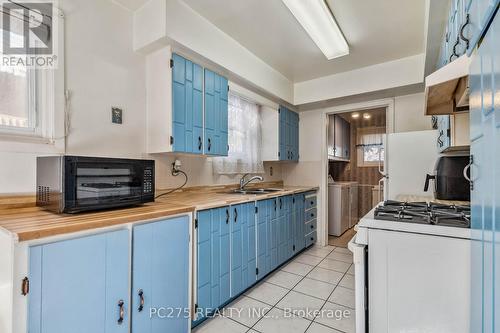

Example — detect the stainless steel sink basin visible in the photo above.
[225,188,282,195]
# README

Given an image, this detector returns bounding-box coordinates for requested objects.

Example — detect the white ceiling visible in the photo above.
[183,0,426,82]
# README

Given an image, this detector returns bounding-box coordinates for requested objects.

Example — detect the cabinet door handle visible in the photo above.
[138,289,144,312]
[234,208,238,223]
[279,198,282,210]
[198,136,202,151]
[208,138,211,152]
[118,300,125,324]
[226,208,230,224]
[450,36,460,62]
[459,14,470,50]
[291,152,294,160]
[274,199,277,211]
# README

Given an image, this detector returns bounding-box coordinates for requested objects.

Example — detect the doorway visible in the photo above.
[325,107,388,247]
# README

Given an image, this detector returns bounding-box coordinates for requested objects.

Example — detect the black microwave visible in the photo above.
[36,156,155,213]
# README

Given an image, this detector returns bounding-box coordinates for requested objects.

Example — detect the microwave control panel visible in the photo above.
[143,167,154,194]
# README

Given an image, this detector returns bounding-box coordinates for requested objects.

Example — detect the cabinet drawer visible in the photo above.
[305,219,317,233]
[305,208,317,222]
[305,231,317,248]
[305,196,317,210]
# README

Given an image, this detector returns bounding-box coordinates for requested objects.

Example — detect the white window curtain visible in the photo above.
[356,127,385,147]
[213,93,264,175]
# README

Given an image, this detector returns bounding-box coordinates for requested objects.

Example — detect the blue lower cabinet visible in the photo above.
[132,216,190,333]
[195,207,231,322]
[230,202,257,296]
[256,199,271,280]
[293,193,305,254]
[28,230,130,333]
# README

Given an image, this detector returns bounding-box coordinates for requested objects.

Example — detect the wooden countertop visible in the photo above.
[0,184,318,242]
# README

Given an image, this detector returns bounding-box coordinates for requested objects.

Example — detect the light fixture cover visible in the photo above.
[363,113,371,119]
[282,0,349,60]
[351,112,360,118]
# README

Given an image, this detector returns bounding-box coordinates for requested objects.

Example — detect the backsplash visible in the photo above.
[150,154,284,190]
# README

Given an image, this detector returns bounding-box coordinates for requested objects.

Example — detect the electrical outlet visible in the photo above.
[112,107,123,124]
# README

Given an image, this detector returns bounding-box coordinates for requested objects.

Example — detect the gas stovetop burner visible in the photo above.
[374,200,470,228]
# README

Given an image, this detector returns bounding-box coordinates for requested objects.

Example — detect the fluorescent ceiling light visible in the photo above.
[282,0,349,60]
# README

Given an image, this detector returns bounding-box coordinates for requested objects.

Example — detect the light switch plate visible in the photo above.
[112,107,123,124]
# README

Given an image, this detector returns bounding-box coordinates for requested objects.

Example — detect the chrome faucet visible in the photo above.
[239,173,263,190]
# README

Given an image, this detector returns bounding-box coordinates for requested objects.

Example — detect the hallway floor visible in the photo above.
[193,245,355,333]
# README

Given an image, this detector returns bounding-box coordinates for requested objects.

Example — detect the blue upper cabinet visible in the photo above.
[172,53,203,154]
[132,216,190,333]
[437,0,499,68]
[28,230,130,333]
[166,53,228,156]
[278,106,299,162]
[204,69,229,156]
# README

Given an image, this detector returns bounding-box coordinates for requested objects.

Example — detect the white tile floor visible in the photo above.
[193,245,355,333]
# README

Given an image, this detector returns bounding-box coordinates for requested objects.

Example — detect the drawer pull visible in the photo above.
[310,201,314,205]
[118,300,125,324]
[310,225,314,229]
[138,289,144,312]
[311,237,314,241]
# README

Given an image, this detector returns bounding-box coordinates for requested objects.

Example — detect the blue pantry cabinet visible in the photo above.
[172,53,204,154]
[279,106,299,162]
[132,216,190,333]
[28,230,130,333]
[170,53,228,156]
[469,8,499,333]
[204,69,229,156]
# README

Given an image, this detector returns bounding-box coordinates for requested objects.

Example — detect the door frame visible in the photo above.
[320,98,395,246]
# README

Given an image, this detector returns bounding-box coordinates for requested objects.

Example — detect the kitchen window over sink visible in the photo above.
[213,93,264,175]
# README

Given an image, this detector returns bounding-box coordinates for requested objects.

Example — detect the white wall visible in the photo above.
[294,54,425,105]
[152,155,284,190]
[0,0,146,194]
[394,93,432,133]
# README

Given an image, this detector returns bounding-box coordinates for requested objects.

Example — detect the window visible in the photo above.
[0,4,62,143]
[213,93,264,175]
[356,127,385,167]
[0,29,35,132]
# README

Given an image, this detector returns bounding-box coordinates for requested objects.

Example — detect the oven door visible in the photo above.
[64,157,145,212]
[348,234,368,333]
